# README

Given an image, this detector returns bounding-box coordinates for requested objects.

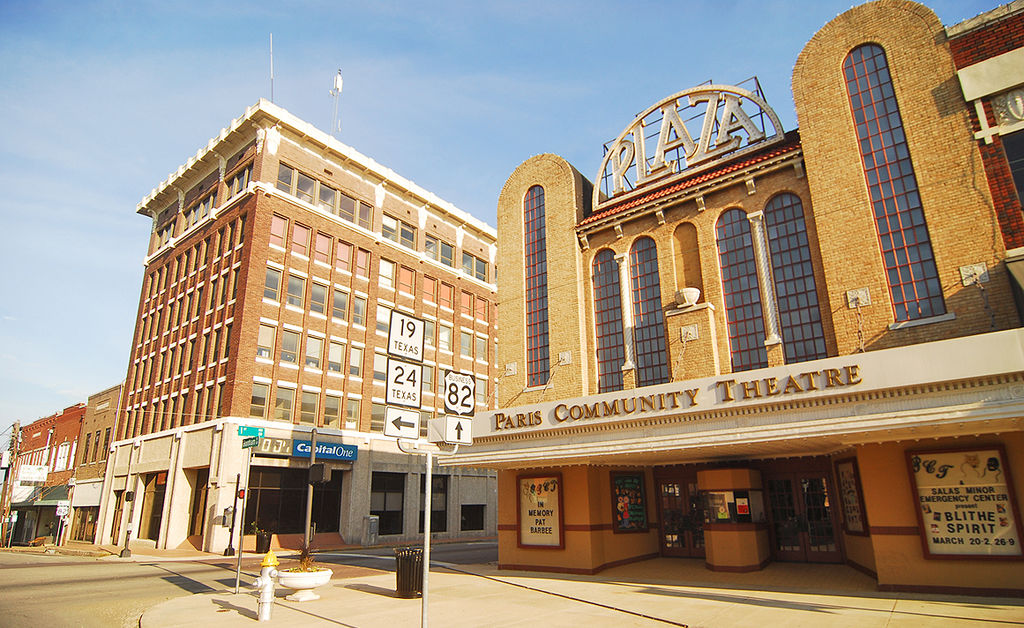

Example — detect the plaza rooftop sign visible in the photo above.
[593,84,785,213]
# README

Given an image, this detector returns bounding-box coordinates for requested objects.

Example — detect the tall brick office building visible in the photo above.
[96,101,498,552]
[449,0,1024,595]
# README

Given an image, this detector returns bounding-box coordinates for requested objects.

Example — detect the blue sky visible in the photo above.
[0,0,996,436]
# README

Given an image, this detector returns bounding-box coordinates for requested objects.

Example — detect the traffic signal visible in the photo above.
[237,488,245,500]
[309,463,328,484]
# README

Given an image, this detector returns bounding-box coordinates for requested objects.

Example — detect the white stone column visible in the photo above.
[746,212,782,346]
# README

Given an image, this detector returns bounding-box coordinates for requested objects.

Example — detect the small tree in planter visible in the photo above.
[247,522,272,553]
[277,542,333,601]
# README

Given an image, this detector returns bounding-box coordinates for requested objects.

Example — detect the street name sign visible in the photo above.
[242,435,260,449]
[384,406,421,440]
[238,426,265,438]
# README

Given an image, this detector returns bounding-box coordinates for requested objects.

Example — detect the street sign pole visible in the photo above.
[234,446,253,594]
[304,428,317,549]
[422,449,431,628]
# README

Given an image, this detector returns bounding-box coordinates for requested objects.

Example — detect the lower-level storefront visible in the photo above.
[450,330,1024,596]
[96,418,496,553]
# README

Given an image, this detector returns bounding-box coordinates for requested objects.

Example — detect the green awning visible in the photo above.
[11,485,70,508]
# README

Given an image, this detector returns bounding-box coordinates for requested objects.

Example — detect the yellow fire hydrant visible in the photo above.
[252,550,280,622]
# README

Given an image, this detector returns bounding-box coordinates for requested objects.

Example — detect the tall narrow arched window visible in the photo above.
[844,44,944,321]
[629,237,669,387]
[592,249,625,392]
[764,193,828,363]
[524,185,549,387]
[716,209,768,372]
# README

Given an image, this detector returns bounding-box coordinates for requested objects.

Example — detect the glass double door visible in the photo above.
[656,478,704,558]
[765,473,842,563]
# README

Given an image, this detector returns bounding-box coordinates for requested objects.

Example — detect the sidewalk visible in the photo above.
[141,558,1024,628]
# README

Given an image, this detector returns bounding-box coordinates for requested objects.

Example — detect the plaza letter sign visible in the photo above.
[593,84,785,214]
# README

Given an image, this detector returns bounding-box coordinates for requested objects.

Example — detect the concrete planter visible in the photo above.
[277,568,333,601]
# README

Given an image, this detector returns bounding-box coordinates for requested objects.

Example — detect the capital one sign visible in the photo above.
[594,85,785,212]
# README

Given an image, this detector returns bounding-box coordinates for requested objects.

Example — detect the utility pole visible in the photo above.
[0,422,20,547]
[303,428,318,548]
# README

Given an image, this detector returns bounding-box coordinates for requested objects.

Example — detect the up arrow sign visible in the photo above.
[384,406,420,440]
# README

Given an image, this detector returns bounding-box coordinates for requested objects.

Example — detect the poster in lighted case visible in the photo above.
[518,474,563,548]
[908,447,1022,558]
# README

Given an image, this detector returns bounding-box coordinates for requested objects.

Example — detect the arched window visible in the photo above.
[716,209,768,372]
[524,185,549,387]
[629,237,669,387]
[844,44,944,321]
[764,193,827,363]
[592,249,625,392]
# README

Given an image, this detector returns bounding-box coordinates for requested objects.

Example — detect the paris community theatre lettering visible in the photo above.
[492,365,862,431]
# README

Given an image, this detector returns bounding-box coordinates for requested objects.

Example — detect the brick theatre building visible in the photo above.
[447,0,1024,595]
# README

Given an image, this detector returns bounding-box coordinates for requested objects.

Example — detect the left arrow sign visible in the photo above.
[383,406,420,440]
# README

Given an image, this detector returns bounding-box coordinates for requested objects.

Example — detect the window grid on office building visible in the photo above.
[523,185,550,387]
[843,43,944,322]
[592,249,625,392]
[716,209,769,372]
[628,237,669,387]
[764,193,828,363]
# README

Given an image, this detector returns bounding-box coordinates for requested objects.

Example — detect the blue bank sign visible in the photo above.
[291,440,358,461]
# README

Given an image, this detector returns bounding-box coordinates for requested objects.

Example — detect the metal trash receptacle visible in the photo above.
[394,547,423,598]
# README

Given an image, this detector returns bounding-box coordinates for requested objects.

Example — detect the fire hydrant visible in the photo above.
[252,549,279,622]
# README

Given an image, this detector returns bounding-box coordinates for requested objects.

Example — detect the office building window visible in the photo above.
[328,341,344,373]
[310,283,328,315]
[399,266,415,295]
[352,295,367,326]
[286,275,305,308]
[280,330,299,364]
[264,268,281,301]
[419,475,448,533]
[383,215,416,249]
[274,387,294,421]
[349,346,363,377]
[299,391,317,424]
[371,471,405,535]
[460,330,473,358]
[250,383,269,418]
[438,324,453,352]
[269,214,287,248]
[257,324,275,358]
[335,240,352,272]
[462,252,488,281]
[291,223,310,256]
[345,398,360,429]
[332,289,348,321]
[426,236,454,267]
[305,336,323,369]
[314,232,331,264]
[379,259,395,291]
[355,248,370,278]
[324,394,341,428]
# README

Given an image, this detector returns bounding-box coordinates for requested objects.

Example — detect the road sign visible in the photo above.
[444,415,473,445]
[384,406,421,440]
[387,310,425,362]
[55,501,70,517]
[242,435,260,449]
[238,426,265,438]
[386,357,423,409]
[443,370,476,416]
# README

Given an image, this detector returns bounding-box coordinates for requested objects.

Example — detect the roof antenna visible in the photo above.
[269,33,275,103]
[330,69,343,138]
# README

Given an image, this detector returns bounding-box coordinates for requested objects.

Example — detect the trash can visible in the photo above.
[394,547,423,598]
